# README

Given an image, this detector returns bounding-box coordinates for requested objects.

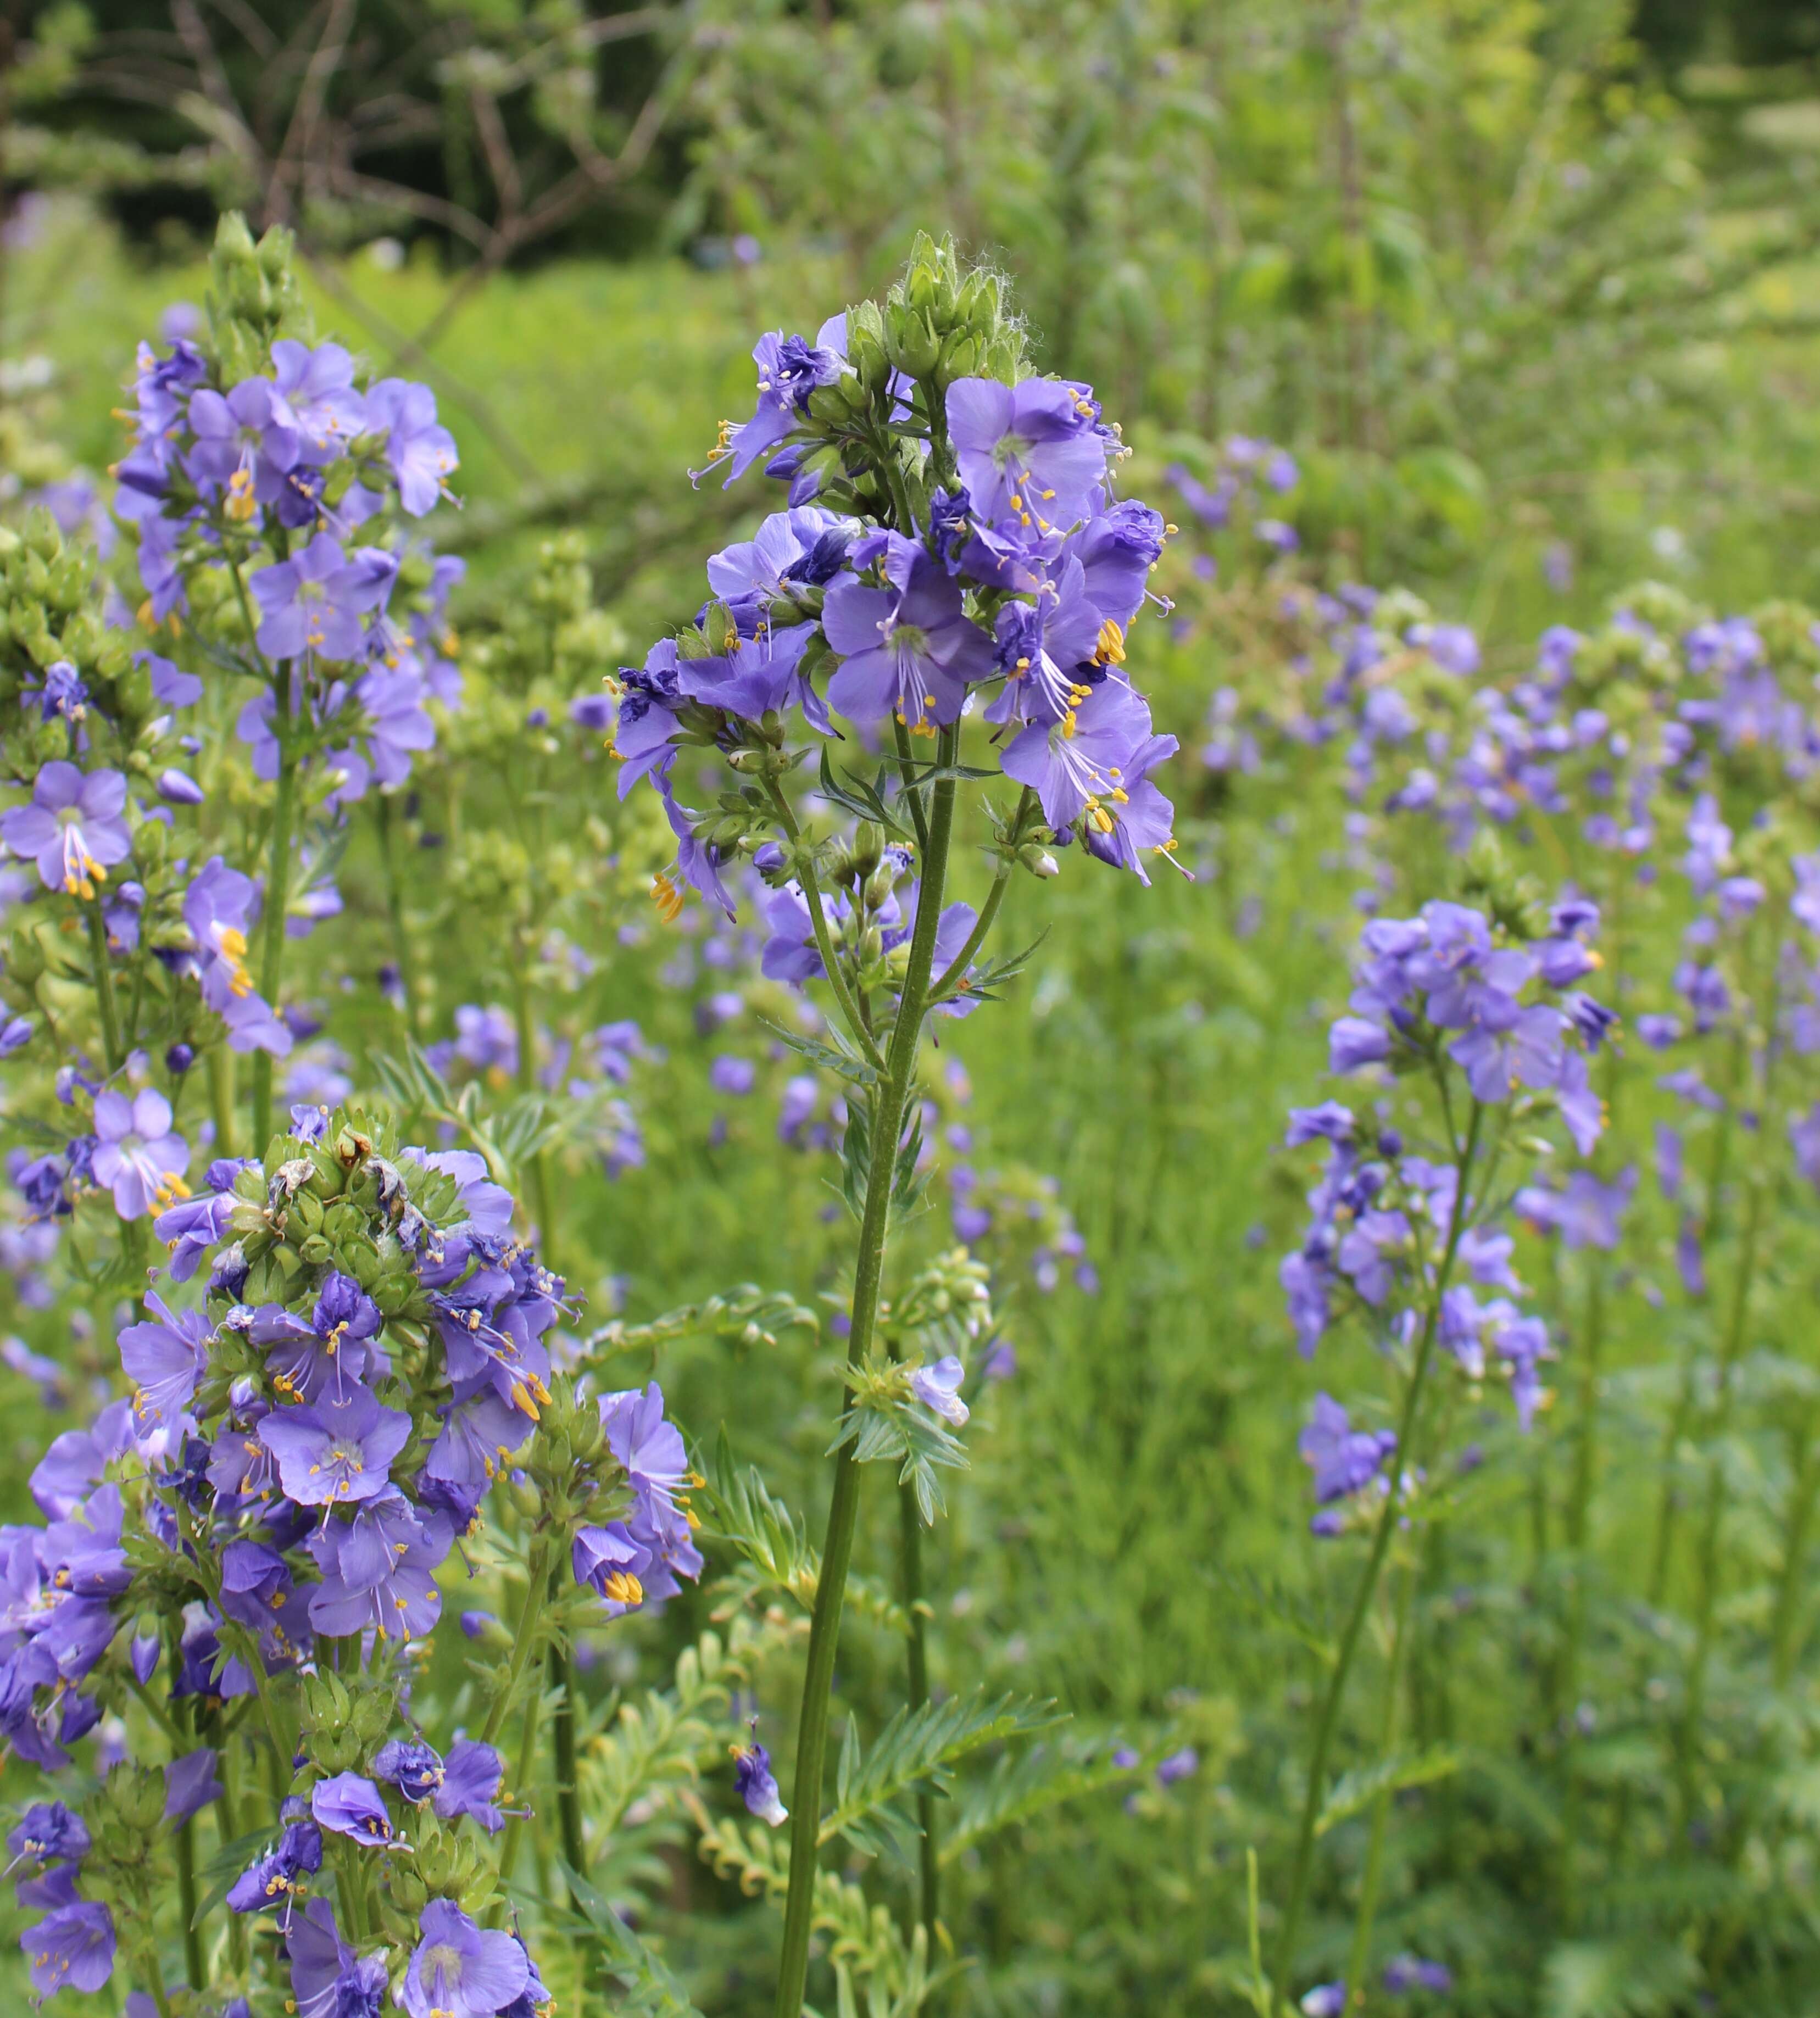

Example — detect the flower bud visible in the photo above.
[1017,842,1060,879]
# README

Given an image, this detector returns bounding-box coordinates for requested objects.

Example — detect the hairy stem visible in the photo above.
[765,778,886,1071]
[1270,1102,1482,2014]
[774,727,964,2018]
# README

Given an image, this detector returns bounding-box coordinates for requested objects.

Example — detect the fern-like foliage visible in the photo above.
[1314,1744,1460,1836]
[583,1285,821,1362]
[692,1811,949,2016]
[555,1859,706,2018]
[821,1690,1064,1854]
[699,1428,908,1632]
[578,1616,790,1852]
[938,1732,1139,1864]
[1541,1936,1702,2018]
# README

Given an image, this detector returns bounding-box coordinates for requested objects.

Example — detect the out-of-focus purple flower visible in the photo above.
[3,762,131,899]
[1300,1392,1395,1504]
[91,1088,187,1220]
[366,379,459,515]
[709,1054,756,1097]
[250,534,392,661]
[1301,1983,1346,2017]
[1155,1746,1198,1786]
[163,1748,221,1825]
[1383,1954,1453,1993]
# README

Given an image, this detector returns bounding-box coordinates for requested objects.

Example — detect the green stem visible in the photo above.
[1342,1558,1416,1998]
[1772,1409,1819,1690]
[219,1734,248,1975]
[892,720,933,856]
[494,1653,549,1912]
[928,859,1011,1006]
[1557,1256,1606,1919]
[1677,1151,1770,1829]
[248,673,298,1148]
[774,728,964,2018]
[376,793,423,1032]
[140,1943,174,2018]
[549,1635,587,1881]
[482,1538,554,1748]
[1270,1102,1482,2015]
[900,1460,939,1951]
[764,779,886,1072]
[84,900,123,1072]
[175,1817,204,1990]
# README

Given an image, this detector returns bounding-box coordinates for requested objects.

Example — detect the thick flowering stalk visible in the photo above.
[1270,879,1608,2011]
[610,234,1179,2014]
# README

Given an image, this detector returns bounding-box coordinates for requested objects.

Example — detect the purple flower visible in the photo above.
[717,320,847,485]
[1329,1015,1393,1075]
[986,558,1107,727]
[250,533,392,661]
[8,1803,88,1865]
[256,1383,411,1506]
[734,1742,788,1826]
[1560,1168,1637,1251]
[1448,1005,1563,1105]
[823,536,995,732]
[1287,1102,1357,1147]
[311,1774,394,1847]
[911,1355,969,1426]
[20,1897,114,1998]
[710,1054,757,1096]
[185,377,299,515]
[163,1748,221,1825]
[366,378,459,515]
[119,1290,210,1434]
[305,1492,450,1641]
[399,1899,528,2018]
[1154,1747,1199,1787]
[3,762,131,899]
[1002,676,1157,834]
[271,341,368,461]
[1301,1986,1346,2017]
[1657,1121,1686,1198]
[286,1898,388,2018]
[226,1813,322,1918]
[435,1738,509,1833]
[1300,1392,1396,1503]
[945,376,1107,531]
[1554,1051,1605,1156]
[1383,1954,1453,1993]
[91,1088,188,1220]
[574,1521,652,1612]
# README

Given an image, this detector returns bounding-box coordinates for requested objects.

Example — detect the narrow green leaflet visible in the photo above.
[1314,1745,1460,1837]
[938,1733,1136,1863]
[820,1690,1064,1852]
[556,1861,706,2018]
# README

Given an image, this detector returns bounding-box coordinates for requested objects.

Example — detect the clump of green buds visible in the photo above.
[208,213,314,385]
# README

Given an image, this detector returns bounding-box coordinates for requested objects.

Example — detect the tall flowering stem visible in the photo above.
[249,684,297,1146]
[1271,1102,1482,2013]
[775,732,962,2018]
